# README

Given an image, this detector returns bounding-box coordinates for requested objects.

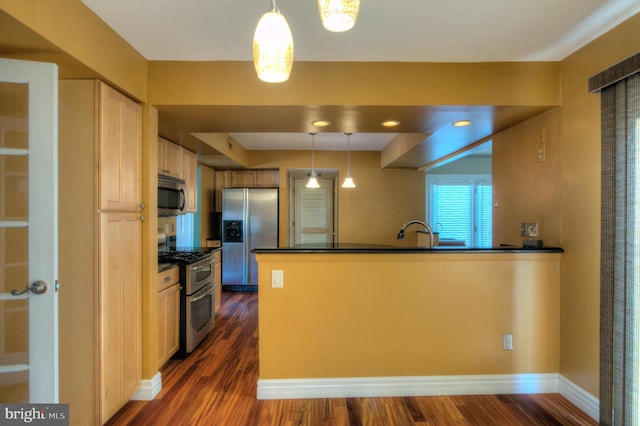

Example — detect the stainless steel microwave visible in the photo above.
[158,174,186,216]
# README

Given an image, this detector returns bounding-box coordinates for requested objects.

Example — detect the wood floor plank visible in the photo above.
[106,292,597,426]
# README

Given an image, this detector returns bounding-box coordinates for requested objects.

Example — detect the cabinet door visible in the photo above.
[182,149,198,213]
[231,170,256,187]
[158,137,167,175]
[214,171,230,213]
[256,170,280,187]
[158,283,180,368]
[98,82,141,212]
[99,212,141,422]
[165,140,182,179]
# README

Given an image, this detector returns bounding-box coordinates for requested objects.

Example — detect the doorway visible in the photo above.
[288,170,337,246]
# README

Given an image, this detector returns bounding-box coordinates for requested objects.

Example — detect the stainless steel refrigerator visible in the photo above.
[222,188,279,287]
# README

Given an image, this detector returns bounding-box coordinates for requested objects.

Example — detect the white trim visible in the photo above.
[131,372,162,401]
[257,373,559,400]
[558,375,599,422]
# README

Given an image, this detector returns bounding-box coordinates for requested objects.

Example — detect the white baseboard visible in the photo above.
[131,372,162,401]
[257,373,559,400]
[558,375,599,421]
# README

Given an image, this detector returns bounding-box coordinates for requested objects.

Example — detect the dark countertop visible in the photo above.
[252,243,564,254]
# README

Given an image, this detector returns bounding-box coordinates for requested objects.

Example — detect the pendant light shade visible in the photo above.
[317,0,361,32]
[341,132,356,188]
[253,1,294,83]
[306,133,320,188]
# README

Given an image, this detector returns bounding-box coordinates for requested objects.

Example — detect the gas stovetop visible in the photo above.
[158,248,211,265]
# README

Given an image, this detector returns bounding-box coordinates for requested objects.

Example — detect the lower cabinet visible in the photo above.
[158,267,180,368]
[99,212,141,423]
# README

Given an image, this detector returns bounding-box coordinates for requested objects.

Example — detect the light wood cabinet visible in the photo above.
[158,267,180,367]
[231,170,257,187]
[256,170,280,187]
[182,148,198,213]
[158,136,182,178]
[214,170,278,213]
[99,212,141,421]
[230,170,279,188]
[214,171,231,213]
[58,79,142,425]
[99,84,141,211]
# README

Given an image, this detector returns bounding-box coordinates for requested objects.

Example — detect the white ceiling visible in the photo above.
[80,0,640,153]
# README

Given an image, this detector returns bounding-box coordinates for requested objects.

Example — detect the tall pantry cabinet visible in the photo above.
[59,80,142,425]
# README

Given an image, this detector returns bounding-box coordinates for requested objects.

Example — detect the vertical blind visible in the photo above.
[591,52,640,426]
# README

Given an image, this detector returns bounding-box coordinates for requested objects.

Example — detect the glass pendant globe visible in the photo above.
[253,10,294,83]
[318,0,361,32]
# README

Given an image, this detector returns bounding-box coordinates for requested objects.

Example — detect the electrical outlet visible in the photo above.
[521,223,538,237]
[271,270,284,288]
[503,334,513,351]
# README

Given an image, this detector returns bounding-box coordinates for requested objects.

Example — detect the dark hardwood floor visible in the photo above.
[107,292,596,425]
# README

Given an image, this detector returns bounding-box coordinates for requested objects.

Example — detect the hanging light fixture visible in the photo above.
[341,132,356,188]
[306,133,320,188]
[317,0,361,32]
[253,0,294,83]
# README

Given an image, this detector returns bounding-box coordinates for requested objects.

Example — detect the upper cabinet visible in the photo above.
[158,137,182,178]
[214,170,279,212]
[99,83,142,212]
[182,149,198,213]
[158,136,198,213]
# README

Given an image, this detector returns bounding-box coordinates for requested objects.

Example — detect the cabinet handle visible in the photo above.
[140,216,145,222]
[164,276,171,283]
[140,203,145,210]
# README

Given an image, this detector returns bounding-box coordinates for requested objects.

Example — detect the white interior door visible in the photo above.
[0,58,59,403]
[290,172,336,245]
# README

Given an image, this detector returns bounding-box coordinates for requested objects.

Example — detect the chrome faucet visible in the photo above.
[397,220,435,248]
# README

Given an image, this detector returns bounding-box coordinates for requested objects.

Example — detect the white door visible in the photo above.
[0,58,59,403]
[290,172,336,245]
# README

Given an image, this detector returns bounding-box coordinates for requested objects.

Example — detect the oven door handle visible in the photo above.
[191,284,214,302]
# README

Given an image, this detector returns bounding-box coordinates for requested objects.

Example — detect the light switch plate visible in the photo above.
[271,270,284,288]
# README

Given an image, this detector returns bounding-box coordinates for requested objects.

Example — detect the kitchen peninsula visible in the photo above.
[254,245,563,399]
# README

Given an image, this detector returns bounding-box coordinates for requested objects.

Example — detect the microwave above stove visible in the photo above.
[158,174,186,216]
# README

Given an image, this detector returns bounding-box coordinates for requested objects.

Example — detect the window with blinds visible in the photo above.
[427,175,492,248]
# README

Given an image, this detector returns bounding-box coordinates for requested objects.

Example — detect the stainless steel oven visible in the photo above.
[185,281,215,353]
[183,253,216,354]
[158,249,217,357]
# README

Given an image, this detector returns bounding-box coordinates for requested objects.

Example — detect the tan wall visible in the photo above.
[58,80,98,425]
[0,0,148,101]
[148,61,560,107]
[258,252,560,378]
[492,108,562,247]
[247,150,426,247]
[557,13,640,397]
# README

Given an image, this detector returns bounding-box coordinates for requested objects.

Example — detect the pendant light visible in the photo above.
[253,0,294,83]
[306,133,320,188]
[341,132,356,188]
[317,0,361,32]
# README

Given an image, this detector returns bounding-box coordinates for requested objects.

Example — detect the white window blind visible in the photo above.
[427,175,492,248]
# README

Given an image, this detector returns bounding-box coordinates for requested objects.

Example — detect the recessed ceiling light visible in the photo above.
[311,120,331,127]
[382,120,400,127]
[453,120,472,127]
